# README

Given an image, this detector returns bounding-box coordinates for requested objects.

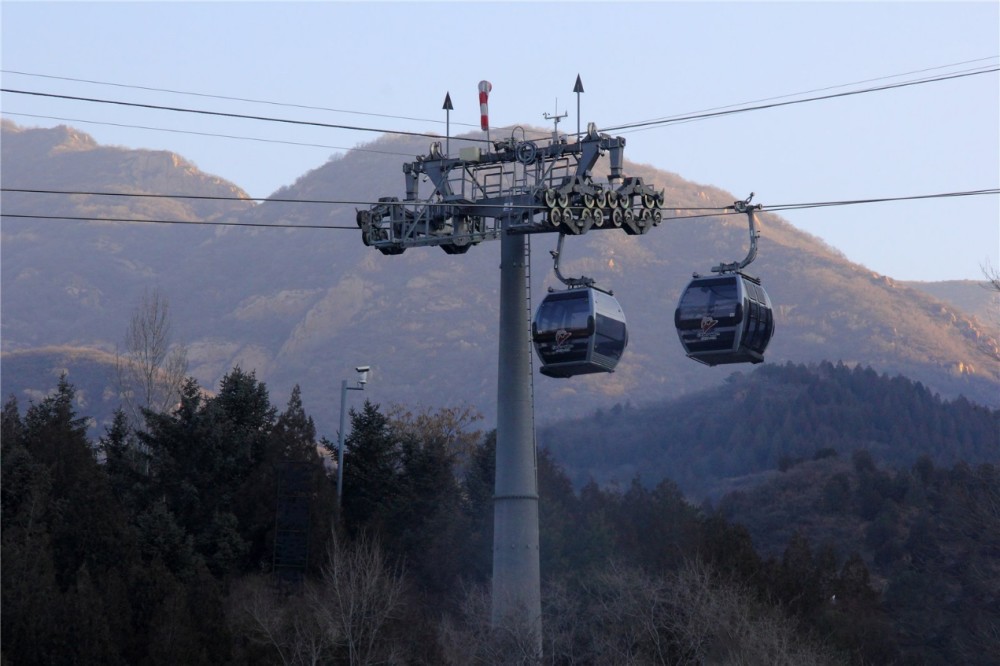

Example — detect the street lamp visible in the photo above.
[336,365,370,505]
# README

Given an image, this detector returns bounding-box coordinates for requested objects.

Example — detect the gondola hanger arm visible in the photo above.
[712,192,763,274]
[550,232,595,289]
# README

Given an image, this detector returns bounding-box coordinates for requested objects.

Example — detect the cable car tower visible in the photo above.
[357,79,664,654]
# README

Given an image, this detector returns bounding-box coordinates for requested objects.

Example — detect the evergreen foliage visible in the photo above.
[2,366,994,663]
[541,361,999,499]
[719,455,999,664]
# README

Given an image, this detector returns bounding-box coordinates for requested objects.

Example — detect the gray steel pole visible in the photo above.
[492,231,542,655]
[336,378,348,505]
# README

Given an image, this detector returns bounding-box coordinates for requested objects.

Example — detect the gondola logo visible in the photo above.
[553,329,573,352]
[699,315,719,340]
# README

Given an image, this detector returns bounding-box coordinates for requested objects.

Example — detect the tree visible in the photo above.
[138,369,276,577]
[460,432,497,584]
[437,583,543,665]
[982,259,1000,292]
[522,559,843,665]
[339,400,401,535]
[979,260,1000,363]
[116,287,189,430]
[238,384,336,575]
[387,403,483,475]
[228,574,334,665]
[308,532,408,665]
[1,379,137,665]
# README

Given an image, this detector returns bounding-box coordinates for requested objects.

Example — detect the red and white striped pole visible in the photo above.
[479,80,492,143]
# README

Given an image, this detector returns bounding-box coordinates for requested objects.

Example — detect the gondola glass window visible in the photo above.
[593,311,627,360]
[676,278,739,322]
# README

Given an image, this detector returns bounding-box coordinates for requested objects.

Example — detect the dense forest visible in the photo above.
[541,361,999,500]
[717,450,999,664]
[2,365,997,664]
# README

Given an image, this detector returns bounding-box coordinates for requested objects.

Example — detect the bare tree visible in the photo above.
[386,404,484,475]
[307,531,407,666]
[983,259,1000,293]
[115,287,188,427]
[227,575,333,666]
[437,583,543,666]
[228,535,408,665]
[523,559,843,666]
[977,261,1000,362]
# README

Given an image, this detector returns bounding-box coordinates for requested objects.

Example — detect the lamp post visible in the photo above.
[336,365,370,505]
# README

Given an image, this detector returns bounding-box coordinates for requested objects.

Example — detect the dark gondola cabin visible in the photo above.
[675,273,774,366]
[533,287,628,378]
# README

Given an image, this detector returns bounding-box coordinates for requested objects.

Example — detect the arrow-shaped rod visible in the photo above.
[443,92,453,157]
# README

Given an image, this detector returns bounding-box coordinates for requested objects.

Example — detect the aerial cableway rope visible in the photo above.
[1,188,996,230]
[3,66,996,143]
[0,88,492,144]
[602,67,1000,133]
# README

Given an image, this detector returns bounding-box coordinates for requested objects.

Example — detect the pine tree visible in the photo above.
[139,369,276,577]
[2,379,137,664]
[339,400,401,541]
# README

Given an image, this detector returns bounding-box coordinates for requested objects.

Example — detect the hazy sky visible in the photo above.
[2,1,998,281]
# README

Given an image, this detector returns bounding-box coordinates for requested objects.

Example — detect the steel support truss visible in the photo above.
[356,123,666,254]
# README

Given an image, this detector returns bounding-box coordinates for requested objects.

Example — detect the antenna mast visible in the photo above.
[543,100,568,143]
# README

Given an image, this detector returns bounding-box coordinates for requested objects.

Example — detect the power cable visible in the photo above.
[5,186,995,208]
[1,111,420,158]
[607,58,998,133]
[0,186,732,211]
[6,57,995,140]
[1,68,481,129]
[4,64,996,145]
[0,88,492,144]
[603,67,999,133]
[0,212,357,230]
[3,188,996,229]
[762,189,1000,212]
[2,187,375,206]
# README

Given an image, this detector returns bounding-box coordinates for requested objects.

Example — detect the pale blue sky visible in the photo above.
[3,1,998,281]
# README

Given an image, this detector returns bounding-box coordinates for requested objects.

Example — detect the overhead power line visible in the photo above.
[4,186,995,209]
[0,186,729,213]
[1,68,481,129]
[763,189,1000,212]
[609,58,999,133]
[3,188,996,229]
[2,111,419,158]
[5,57,995,140]
[4,63,996,145]
[603,67,999,133]
[0,88,490,143]
[0,212,357,230]
[2,187,374,206]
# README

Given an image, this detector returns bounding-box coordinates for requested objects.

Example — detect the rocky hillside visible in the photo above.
[2,121,997,439]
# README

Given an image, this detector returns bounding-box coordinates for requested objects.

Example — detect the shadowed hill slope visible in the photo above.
[2,121,997,439]
[538,361,999,500]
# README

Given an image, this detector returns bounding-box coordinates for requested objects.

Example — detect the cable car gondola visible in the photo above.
[533,286,628,378]
[674,194,776,366]
[675,272,773,365]
[532,233,628,378]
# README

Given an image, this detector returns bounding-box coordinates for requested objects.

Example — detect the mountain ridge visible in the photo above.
[2,120,997,439]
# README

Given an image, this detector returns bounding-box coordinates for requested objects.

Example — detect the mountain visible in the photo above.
[902,279,998,326]
[714,450,999,665]
[538,360,999,499]
[2,120,998,441]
